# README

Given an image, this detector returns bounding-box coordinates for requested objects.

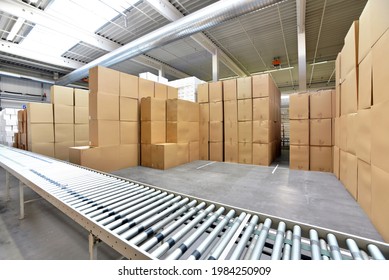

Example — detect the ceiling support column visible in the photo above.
[296,0,307,91]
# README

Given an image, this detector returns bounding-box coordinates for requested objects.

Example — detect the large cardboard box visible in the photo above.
[252,74,274,98]
[70,144,139,172]
[310,146,332,172]
[336,84,341,117]
[339,115,348,151]
[55,124,74,142]
[370,0,389,52]
[189,141,199,162]
[154,83,167,100]
[29,143,55,158]
[290,145,309,171]
[120,121,139,144]
[167,99,199,122]
[238,121,252,143]
[336,52,341,83]
[141,144,152,167]
[139,78,154,99]
[346,113,357,155]
[224,141,238,163]
[54,105,74,124]
[141,97,166,121]
[340,68,358,115]
[209,142,223,162]
[356,109,371,163]
[346,152,358,200]
[331,90,336,118]
[119,97,138,122]
[199,123,209,160]
[151,143,178,170]
[89,66,120,95]
[333,146,340,179]
[253,120,272,144]
[224,100,237,123]
[200,103,210,123]
[209,81,222,102]
[89,120,120,147]
[334,117,340,147]
[120,73,138,99]
[27,103,53,123]
[89,92,119,120]
[54,141,74,161]
[224,121,238,143]
[371,165,389,242]
[289,93,309,120]
[340,149,348,185]
[331,118,335,146]
[252,143,272,166]
[358,0,371,63]
[209,121,223,142]
[238,142,252,164]
[141,121,166,144]
[310,91,332,119]
[238,99,253,121]
[310,119,331,146]
[209,102,223,121]
[74,89,89,107]
[340,21,359,79]
[75,124,89,141]
[358,159,371,217]
[289,119,309,146]
[253,97,270,121]
[237,77,252,100]
[372,28,389,105]
[167,121,199,143]
[74,107,89,124]
[197,83,209,103]
[358,52,372,109]
[223,79,237,101]
[28,123,54,143]
[371,100,389,173]
[50,85,74,106]
[167,86,178,99]
[176,143,189,165]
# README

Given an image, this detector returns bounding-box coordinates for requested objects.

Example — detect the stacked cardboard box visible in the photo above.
[74,88,89,147]
[237,77,252,164]
[17,109,28,150]
[209,81,223,161]
[223,79,238,162]
[198,83,209,160]
[27,103,54,157]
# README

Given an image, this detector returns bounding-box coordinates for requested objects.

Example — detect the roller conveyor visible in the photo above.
[1,145,388,260]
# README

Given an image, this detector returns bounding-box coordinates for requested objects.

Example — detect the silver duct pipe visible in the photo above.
[56,0,285,86]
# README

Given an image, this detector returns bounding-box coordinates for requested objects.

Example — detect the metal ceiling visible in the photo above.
[0,0,368,91]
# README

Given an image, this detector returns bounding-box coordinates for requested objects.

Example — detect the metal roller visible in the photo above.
[282,230,293,260]
[327,233,342,260]
[229,215,259,260]
[346,239,363,260]
[309,229,321,260]
[250,218,272,260]
[271,221,286,260]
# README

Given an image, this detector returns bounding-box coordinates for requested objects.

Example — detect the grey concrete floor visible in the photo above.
[0,150,384,259]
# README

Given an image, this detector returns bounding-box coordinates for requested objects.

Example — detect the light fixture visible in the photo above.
[30,0,39,3]
[251,66,294,75]
[7,17,25,41]
[310,60,335,66]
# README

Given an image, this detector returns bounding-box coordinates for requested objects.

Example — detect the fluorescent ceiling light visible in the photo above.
[252,66,294,75]
[7,17,25,41]
[310,60,335,66]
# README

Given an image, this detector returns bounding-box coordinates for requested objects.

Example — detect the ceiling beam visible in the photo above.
[296,0,307,91]
[0,0,189,79]
[144,0,248,77]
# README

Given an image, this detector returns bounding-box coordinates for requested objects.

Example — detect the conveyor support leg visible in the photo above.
[89,232,99,260]
[19,180,24,220]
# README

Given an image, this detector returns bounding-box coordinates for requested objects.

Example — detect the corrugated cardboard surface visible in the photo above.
[237,77,252,100]
[120,121,139,144]
[290,119,309,146]
[356,109,371,163]
[252,74,273,98]
[74,89,89,107]
[238,99,253,121]
[339,115,348,151]
[199,103,210,123]
[346,113,357,155]
[346,152,358,199]
[54,141,75,161]
[154,83,167,100]
[167,99,199,122]
[138,78,154,99]
[223,79,237,101]
[357,159,371,217]
[358,0,371,64]
[253,97,270,121]
[89,66,120,95]
[358,51,372,109]
[340,68,358,115]
[28,123,54,143]
[141,144,152,167]
[166,121,199,143]
[209,81,223,102]
[224,141,238,163]
[310,119,332,146]
[197,83,209,103]
[340,21,359,79]
[209,121,223,142]
[238,121,252,143]
[289,93,309,120]
[224,121,238,143]
[310,146,332,172]
[151,143,178,170]
[333,146,340,178]
[89,92,119,121]
[252,142,272,166]
[209,142,223,161]
[253,120,272,144]
[167,87,178,99]
[120,97,138,122]
[119,72,138,99]
[29,142,55,158]
[89,120,120,147]
[50,85,74,106]
[371,100,389,173]
[27,103,53,123]
[209,101,223,121]
[189,141,200,162]
[54,124,74,142]
[310,91,332,119]
[339,149,348,186]
[141,97,166,121]
[223,100,237,123]
[238,142,252,164]
[141,121,166,144]
[289,145,309,170]
[74,107,89,124]
[372,28,389,105]
[75,124,89,142]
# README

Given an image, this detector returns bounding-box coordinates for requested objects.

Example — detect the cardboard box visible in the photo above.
[167,99,199,122]
[89,120,120,147]
[54,141,74,161]
[237,99,252,121]
[209,142,223,162]
[289,93,309,120]
[358,0,371,63]
[139,78,154,99]
[340,21,359,79]
[333,146,340,179]
[209,81,222,102]
[289,145,309,170]
[209,102,223,121]
[331,118,335,146]
[154,83,167,100]
[141,97,166,121]
[253,97,271,121]
[224,121,238,143]
[141,144,152,167]
[55,124,74,142]
[74,106,89,124]
[358,159,371,217]
[176,143,189,165]
[74,89,89,107]
[74,141,89,147]
[70,144,139,172]
[340,68,358,115]
[252,74,274,98]
[141,121,166,144]
[17,109,25,122]
[223,79,237,101]
[339,115,348,151]
[310,91,332,119]
[310,146,332,172]
[238,142,252,164]
[189,141,199,162]
[370,0,389,52]
[331,90,336,118]
[252,143,273,166]
[336,84,341,117]
[197,83,209,103]
[199,103,210,123]
[334,117,340,147]
[89,92,119,121]
[151,143,179,170]
[120,121,139,144]
[120,73,138,99]
[346,113,357,155]
[237,77,252,99]
[289,119,309,146]
[75,124,89,141]
[356,109,371,163]
[120,97,138,122]
[339,149,348,185]
[199,123,209,160]
[89,66,120,95]
[53,105,74,124]
[253,120,272,144]
[224,140,238,163]
[209,121,223,142]
[28,123,54,143]
[27,103,53,123]
[29,142,55,158]
[336,52,341,84]
[167,121,199,143]
[238,121,252,143]
[310,119,331,146]
[372,28,389,105]
[371,165,389,242]
[50,85,74,106]
[358,52,372,109]
[345,152,358,200]
[167,86,178,99]
[371,100,389,173]
[224,100,237,123]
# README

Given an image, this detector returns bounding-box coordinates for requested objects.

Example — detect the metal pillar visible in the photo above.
[88,232,99,260]
[19,180,24,219]
[296,0,307,91]
[5,171,10,201]
[212,50,219,82]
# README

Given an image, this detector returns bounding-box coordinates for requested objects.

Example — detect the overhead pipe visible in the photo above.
[56,0,286,86]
